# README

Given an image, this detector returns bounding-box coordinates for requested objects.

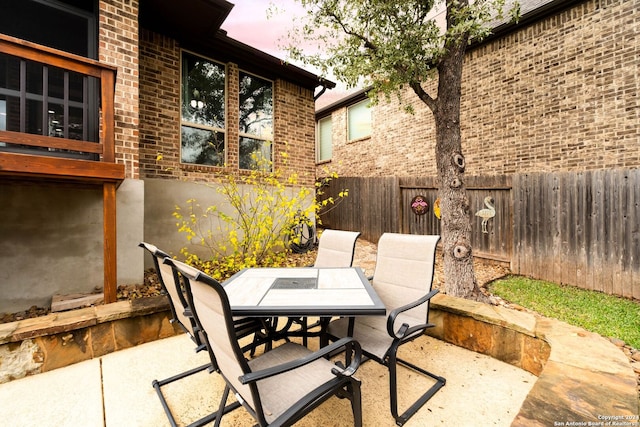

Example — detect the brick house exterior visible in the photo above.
[0,0,329,312]
[316,0,640,178]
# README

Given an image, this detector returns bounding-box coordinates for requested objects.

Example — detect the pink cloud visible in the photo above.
[222,0,306,59]
[222,0,353,104]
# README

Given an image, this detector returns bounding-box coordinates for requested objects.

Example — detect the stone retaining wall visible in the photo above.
[0,296,178,383]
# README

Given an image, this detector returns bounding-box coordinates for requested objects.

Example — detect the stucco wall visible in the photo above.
[318,0,640,178]
[0,179,144,313]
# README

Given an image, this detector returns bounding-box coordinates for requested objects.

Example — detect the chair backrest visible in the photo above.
[139,242,197,340]
[165,259,261,415]
[313,229,361,268]
[371,233,440,327]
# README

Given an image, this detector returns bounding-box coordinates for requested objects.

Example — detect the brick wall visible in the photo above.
[321,0,640,178]
[139,30,317,187]
[99,0,140,179]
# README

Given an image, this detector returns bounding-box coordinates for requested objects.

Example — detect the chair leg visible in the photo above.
[388,352,446,426]
[187,384,242,427]
[213,385,231,427]
[350,379,363,427]
[152,362,211,427]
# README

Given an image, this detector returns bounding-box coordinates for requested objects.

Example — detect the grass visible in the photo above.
[488,276,640,348]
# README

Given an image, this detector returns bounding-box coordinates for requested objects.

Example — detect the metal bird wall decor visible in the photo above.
[475,196,496,233]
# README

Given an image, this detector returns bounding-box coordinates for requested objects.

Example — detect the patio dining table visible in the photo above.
[222,266,386,318]
[222,266,386,346]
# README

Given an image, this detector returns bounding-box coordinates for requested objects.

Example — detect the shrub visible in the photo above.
[173,149,346,280]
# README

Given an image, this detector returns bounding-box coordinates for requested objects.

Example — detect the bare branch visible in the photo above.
[409,80,436,112]
[325,10,378,52]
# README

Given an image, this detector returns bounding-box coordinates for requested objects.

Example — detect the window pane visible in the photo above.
[181,126,225,166]
[239,72,273,140]
[68,106,85,140]
[68,72,84,103]
[240,137,272,171]
[0,99,5,131]
[26,98,42,135]
[0,53,20,91]
[182,52,225,129]
[317,117,332,162]
[1,94,20,132]
[348,99,371,141]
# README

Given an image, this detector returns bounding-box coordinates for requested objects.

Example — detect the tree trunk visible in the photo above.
[433,31,487,302]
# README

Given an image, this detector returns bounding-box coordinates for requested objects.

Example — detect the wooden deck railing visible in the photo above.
[0,34,124,304]
[0,33,122,181]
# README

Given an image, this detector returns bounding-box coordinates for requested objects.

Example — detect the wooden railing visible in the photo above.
[0,33,122,182]
[0,34,123,304]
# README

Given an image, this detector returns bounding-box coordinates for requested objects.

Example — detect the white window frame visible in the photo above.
[347,99,371,142]
[316,115,332,162]
[180,50,227,167]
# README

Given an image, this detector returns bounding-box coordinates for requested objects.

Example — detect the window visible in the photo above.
[181,52,226,166]
[347,99,371,141]
[0,53,99,157]
[239,71,273,170]
[317,116,332,162]
[0,0,99,157]
[0,0,97,59]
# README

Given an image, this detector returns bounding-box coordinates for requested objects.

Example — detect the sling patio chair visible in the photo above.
[139,242,268,427]
[312,229,361,268]
[165,257,364,427]
[322,233,446,426]
[284,229,362,346]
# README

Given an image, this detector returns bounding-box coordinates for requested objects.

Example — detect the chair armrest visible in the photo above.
[386,289,439,339]
[239,337,361,384]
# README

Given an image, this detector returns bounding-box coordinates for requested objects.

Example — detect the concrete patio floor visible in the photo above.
[0,331,536,426]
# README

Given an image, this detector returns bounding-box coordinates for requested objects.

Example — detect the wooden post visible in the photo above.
[103,182,117,303]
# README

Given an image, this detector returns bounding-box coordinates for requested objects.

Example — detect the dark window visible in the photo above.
[239,71,273,171]
[0,0,99,158]
[181,52,226,166]
[0,0,97,59]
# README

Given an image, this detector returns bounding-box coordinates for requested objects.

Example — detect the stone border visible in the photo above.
[428,293,639,426]
[1,293,638,425]
[0,296,179,383]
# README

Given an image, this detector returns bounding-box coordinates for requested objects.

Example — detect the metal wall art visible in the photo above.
[433,198,441,219]
[475,196,496,233]
[410,195,429,215]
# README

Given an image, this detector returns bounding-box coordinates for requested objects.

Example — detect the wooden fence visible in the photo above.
[320,175,513,261]
[319,170,640,298]
[513,170,640,300]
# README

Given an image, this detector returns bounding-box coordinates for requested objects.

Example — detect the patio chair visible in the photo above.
[312,229,361,268]
[286,229,362,346]
[323,233,446,426]
[166,258,364,427]
[139,242,267,427]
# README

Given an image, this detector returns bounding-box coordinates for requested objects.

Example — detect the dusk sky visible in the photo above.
[221,0,356,107]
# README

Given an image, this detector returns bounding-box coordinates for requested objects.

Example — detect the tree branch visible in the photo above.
[326,10,378,52]
[409,80,436,112]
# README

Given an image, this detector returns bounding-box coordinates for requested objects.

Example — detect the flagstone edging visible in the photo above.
[429,293,639,426]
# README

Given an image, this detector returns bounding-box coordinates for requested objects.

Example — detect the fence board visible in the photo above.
[633,170,640,300]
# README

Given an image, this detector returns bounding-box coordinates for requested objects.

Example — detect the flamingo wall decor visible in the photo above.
[475,196,496,233]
